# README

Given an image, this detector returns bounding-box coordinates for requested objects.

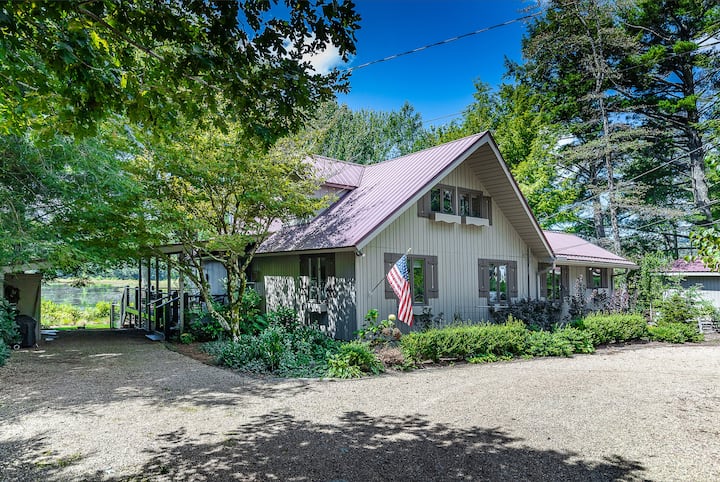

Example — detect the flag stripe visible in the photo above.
[386,254,413,326]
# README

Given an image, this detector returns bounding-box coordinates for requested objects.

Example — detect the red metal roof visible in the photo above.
[257,133,558,260]
[667,259,714,273]
[258,134,488,253]
[543,231,637,268]
[312,156,364,189]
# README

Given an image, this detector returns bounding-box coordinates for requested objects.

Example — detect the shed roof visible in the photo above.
[543,231,637,269]
[258,132,554,259]
[666,259,718,275]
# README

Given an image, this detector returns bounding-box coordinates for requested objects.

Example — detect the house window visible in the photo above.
[412,257,425,303]
[478,259,518,303]
[586,267,608,289]
[489,263,508,303]
[300,254,335,301]
[547,268,562,301]
[419,184,491,224]
[458,189,484,218]
[384,253,438,303]
[430,185,455,214]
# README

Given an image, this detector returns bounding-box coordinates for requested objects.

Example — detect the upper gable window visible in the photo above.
[458,188,485,218]
[418,184,491,224]
[430,185,455,215]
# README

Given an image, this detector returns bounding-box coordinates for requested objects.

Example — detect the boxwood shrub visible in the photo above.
[525,330,574,357]
[400,318,528,362]
[582,313,648,344]
[649,322,704,343]
[553,327,595,354]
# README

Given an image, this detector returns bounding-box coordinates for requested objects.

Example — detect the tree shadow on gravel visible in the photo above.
[106,411,647,482]
[0,330,316,423]
[0,433,87,482]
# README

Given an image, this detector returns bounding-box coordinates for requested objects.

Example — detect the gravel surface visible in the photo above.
[1,330,719,481]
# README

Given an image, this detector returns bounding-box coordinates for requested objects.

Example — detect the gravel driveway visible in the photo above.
[1,330,719,481]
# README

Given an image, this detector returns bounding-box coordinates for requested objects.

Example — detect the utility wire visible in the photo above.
[540,141,719,224]
[344,13,541,73]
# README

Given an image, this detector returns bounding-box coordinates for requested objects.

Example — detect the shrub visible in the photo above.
[553,327,595,354]
[265,307,299,332]
[656,284,717,324]
[525,330,574,357]
[356,309,402,346]
[179,333,195,344]
[239,288,267,335]
[582,313,648,344]
[203,324,340,378]
[326,341,384,378]
[0,299,20,346]
[187,313,227,342]
[41,300,82,326]
[93,301,112,318]
[490,299,562,331]
[0,300,18,366]
[468,353,513,364]
[649,323,704,343]
[400,318,528,363]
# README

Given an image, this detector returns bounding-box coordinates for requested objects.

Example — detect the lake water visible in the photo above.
[43,283,133,308]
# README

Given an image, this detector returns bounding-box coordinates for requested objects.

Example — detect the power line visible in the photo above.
[540,141,719,224]
[344,13,541,73]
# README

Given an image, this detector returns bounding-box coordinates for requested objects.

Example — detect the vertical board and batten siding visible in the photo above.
[356,159,540,327]
[252,252,357,339]
[680,276,720,309]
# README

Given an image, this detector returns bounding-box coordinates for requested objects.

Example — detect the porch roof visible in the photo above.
[543,231,637,269]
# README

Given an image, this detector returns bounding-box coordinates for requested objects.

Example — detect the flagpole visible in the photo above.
[368,247,412,296]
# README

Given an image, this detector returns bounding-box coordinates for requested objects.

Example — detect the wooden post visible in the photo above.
[178,256,185,333]
[137,258,143,328]
[155,257,160,298]
[146,258,152,331]
[167,257,172,300]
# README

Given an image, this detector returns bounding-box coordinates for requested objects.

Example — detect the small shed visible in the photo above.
[665,259,720,310]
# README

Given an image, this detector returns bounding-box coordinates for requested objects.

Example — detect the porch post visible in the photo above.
[146,258,152,331]
[137,258,143,328]
[178,255,185,333]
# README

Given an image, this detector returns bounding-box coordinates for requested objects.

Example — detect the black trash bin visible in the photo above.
[16,315,37,348]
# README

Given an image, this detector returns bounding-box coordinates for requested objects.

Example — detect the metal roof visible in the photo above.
[666,259,717,275]
[312,156,364,189]
[543,231,637,269]
[257,133,554,259]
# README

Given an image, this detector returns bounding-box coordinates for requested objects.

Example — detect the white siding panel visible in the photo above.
[357,161,537,326]
[682,276,720,310]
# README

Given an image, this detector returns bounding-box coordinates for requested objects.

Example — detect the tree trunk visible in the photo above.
[593,198,606,241]
[686,129,712,223]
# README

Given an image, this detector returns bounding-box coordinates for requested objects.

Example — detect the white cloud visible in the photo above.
[302,42,344,74]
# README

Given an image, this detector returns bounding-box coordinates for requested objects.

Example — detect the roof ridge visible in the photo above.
[369,131,488,166]
[313,154,367,168]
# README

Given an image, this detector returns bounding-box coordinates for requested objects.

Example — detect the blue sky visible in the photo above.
[325,1,541,127]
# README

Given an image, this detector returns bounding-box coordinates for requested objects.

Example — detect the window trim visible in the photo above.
[384,253,439,304]
[478,258,518,303]
[299,253,336,301]
[418,184,492,225]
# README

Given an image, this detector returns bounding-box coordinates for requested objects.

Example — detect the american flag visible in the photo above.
[386,255,413,326]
